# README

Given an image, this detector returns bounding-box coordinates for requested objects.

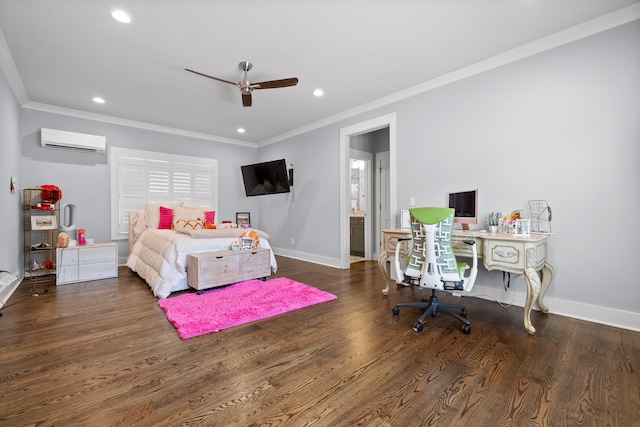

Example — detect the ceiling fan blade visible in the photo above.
[242,93,252,107]
[185,68,237,86]
[253,77,299,90]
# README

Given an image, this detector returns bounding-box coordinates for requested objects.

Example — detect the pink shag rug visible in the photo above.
[157,277,337,339]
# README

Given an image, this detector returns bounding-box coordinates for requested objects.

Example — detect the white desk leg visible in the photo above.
[523,267,542,335]
[538,262,554,314]
[378,250,390,296]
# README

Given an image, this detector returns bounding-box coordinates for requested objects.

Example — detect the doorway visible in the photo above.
[349,150,373,261]
[339,113,397,269]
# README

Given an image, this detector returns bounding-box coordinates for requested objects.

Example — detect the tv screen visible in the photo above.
[241,159,291,197]
[448,189,478,228]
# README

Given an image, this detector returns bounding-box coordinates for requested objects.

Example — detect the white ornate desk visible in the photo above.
[378,229,554,335]
[378,228,412,296]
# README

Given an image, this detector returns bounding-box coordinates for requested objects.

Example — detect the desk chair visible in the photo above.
[392,207,478,333]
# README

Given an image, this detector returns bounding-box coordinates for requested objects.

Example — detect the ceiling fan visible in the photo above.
[186,61,298,107]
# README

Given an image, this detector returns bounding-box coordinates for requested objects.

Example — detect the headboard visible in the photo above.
[128,210,146,253]
[128,204,219,253]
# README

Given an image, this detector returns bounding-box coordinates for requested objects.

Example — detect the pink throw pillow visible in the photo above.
[205,210,215,224]
[158,206,174,229]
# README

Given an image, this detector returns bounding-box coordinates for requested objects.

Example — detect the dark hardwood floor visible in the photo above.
[1,257,638,426]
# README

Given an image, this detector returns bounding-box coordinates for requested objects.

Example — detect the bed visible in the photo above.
[126,206,277,298]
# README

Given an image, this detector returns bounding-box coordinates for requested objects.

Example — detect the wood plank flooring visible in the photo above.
[1,257,638,426]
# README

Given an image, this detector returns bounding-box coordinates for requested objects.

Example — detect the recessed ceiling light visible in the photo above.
[111,10,132,23]
[237,128,245,134]
[92,97,106,104]
[313,89,324,97]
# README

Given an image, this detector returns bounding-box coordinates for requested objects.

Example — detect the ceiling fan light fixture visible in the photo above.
[186,62,298,108]
[111,10,132,24]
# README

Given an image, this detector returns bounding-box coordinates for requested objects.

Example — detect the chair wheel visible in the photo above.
[413,322,423,332]
[460,309,467,318]
[462,324,471,334]
[392,306,400,315]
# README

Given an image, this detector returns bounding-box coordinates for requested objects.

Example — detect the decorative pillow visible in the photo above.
[172,206,206,231]
[158,206,174,229]
[180,206,215,224]
[215,222,237,229]
[144,201,183,229]
[184,205,211,211]
[204,220,216,229]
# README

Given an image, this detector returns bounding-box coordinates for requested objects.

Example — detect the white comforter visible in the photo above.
[126,229,277,298]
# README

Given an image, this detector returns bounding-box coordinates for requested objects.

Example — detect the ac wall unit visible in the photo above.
[40,128,106,153]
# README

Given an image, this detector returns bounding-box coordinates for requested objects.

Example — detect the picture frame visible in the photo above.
[236,212,251,229]
[400,209,411,229]
[31,215,57,230]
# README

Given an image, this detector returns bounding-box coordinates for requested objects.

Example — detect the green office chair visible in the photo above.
[392,207,478,333]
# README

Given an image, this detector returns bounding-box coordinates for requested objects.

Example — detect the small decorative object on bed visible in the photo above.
[126,202,277,298]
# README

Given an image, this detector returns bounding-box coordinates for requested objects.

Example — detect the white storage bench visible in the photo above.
[187,248,271,292]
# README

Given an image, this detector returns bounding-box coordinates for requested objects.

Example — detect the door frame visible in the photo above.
[375,150,390,260]
[339,113,396,269]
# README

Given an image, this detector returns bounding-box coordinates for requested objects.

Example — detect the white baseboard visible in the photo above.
[272,248,343,269]
[271,250,640,332]
[469,282,640,332]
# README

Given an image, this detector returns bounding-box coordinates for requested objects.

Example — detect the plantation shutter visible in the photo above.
[117,156,146,236]
[111,147,218,240]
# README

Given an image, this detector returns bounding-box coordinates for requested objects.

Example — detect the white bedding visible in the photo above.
[127,228,277,298]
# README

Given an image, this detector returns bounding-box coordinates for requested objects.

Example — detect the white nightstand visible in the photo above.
[56,242,118,285]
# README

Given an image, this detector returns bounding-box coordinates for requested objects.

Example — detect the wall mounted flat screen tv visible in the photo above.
[241,159,291,197]
[448,189,478,230]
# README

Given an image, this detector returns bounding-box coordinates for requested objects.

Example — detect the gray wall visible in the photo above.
[1,20,638,328]
[259,21,640,324]
[349,128,389,153]
[16,110,261,263]
[256,126,339,262]
[0,61,22,278]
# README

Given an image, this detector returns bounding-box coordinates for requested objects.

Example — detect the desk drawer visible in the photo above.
[483,239,547,272]
[384,233,411,257]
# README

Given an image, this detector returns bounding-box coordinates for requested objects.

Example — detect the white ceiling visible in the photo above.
[1,1,638,145]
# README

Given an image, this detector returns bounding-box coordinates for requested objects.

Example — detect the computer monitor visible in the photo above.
[448,189,478,230]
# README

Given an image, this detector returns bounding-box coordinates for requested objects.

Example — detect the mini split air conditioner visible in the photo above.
[40,128,106,153]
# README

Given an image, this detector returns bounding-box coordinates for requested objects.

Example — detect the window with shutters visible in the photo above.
[110,147,218,240]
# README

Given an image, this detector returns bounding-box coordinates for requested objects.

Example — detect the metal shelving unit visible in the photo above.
[23,188,59,293]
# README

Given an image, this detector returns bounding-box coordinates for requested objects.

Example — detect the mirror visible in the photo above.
[350,159,367,215]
